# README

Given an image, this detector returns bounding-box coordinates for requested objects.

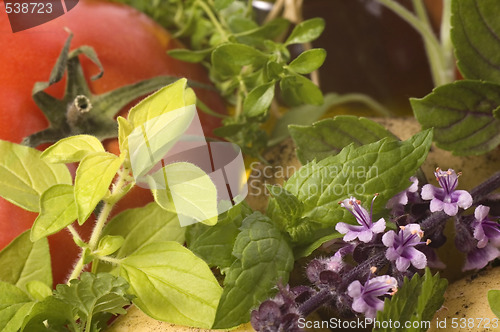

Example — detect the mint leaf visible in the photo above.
[489,290,500,319]
[288,48,326,74]
[412,80,500,155]
[285,18,325,45]
[0,140,72,212]
[290,116,398,164]
[451,0,500,83]
[284,130,433,226]
[31,184,77,241]
[120,242,222,328]
[74,152,122,223]
[186,202,253,270]
[54,272,132,330]
[98,202,185,273]
[375,269,447,332]
[212,212,294,329]
[40,134,105,163]
[0,231,51,291]
[266,185,304,222]
[0,282,34,332]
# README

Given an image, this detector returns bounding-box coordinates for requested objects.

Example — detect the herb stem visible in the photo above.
[298,288,333,317]
[328,93,393,117]
[67,225,83,245]
[97,255,123,265]
[196,0,228,42]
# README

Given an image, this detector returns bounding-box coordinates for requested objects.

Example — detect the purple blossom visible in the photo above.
[421,168,472,216]
[335,196,386,243]
[347,275,398,318]
[472,205,500,248]
[382,224,428,272]
[386,176,419,209]
[463,243,500,271]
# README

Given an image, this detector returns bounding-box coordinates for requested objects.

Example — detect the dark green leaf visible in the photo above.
[212,213,294,329]
[289,116,398,164]
[186,203,253,270]
[451,0,500,83]
[375,269,447,332]
[0,231,51,292]
[243,81,275,117]
[234,18,290,45]
[280,75,323,106]
[266,185,304,222]
[412,80,500,155]
[167,48,212,63]
[213,123,246,137]
[285,18,325,45]
[288,48,326,74]
[283,130,433,226]
[212,44,268,77]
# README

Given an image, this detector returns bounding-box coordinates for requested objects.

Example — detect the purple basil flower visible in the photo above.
[472,205,500,248]
[386,176,419,209]
[347,275,398,318]
[335,196,386,243]
[382,224,428,272]
[463,243,500,271]
[421,168,472,216]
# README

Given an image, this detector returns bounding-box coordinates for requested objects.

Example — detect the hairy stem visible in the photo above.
[298,288,334,317]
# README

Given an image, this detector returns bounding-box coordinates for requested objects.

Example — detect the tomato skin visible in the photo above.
[0,0,225,286]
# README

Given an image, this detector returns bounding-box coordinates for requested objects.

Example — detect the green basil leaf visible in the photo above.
[0,140,71,212]
[186,202,253,270]
[96,235,124,257]
[412,80,500,155]
[0,281,34,332]
[168,48,212,63]
[31,184,77,242]
[488,290,500,319]
[280,74,323,106]
[99,202,185,267]
[289,116,398,164]
[75,152,122,224]
[127,78,196,129]
[150,162,218,226]
[243,81,275,117]
[0,231,52,292]
[25,281,52,302]
[211,44,268,77]
[117,116,133,156]
[285,18,325,45]
[120,242,222,328]
[212,213,294,329]
[376,269,447,332]
[451,0,500,83]
[21,296,72,332]
[284,129,433,226]
[288,48,326,74]
[40,135,105,163]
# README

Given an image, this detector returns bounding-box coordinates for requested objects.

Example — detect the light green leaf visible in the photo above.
[98,202,185,273]
[412,80,500,155]
[243,81,275,117]
[0,281,34,332]
[25,281,52,301]
[375,269,447,332]
[96,235,124,257]
[289,116,398,164]
[280,74,323,106]
[212,213,294,329]
[40,135,104,163]
[288,48,326,74]
[186,202,253,270]
[75,152,122,223]
[0,231,52,292]
[0,140,71,212]
[120,242,222,329]
[488,290,500,318]
[214,0,234,11]
[211,44,268,77]
[451,0,500,83]
[285,18,325,45]
[284,130,433,226]
[117,116,133,155]
[31,184,77,242]
[127,78,196,129]
[149,162,218,226]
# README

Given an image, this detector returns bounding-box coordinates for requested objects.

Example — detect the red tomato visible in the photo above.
[0,0,226,286]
